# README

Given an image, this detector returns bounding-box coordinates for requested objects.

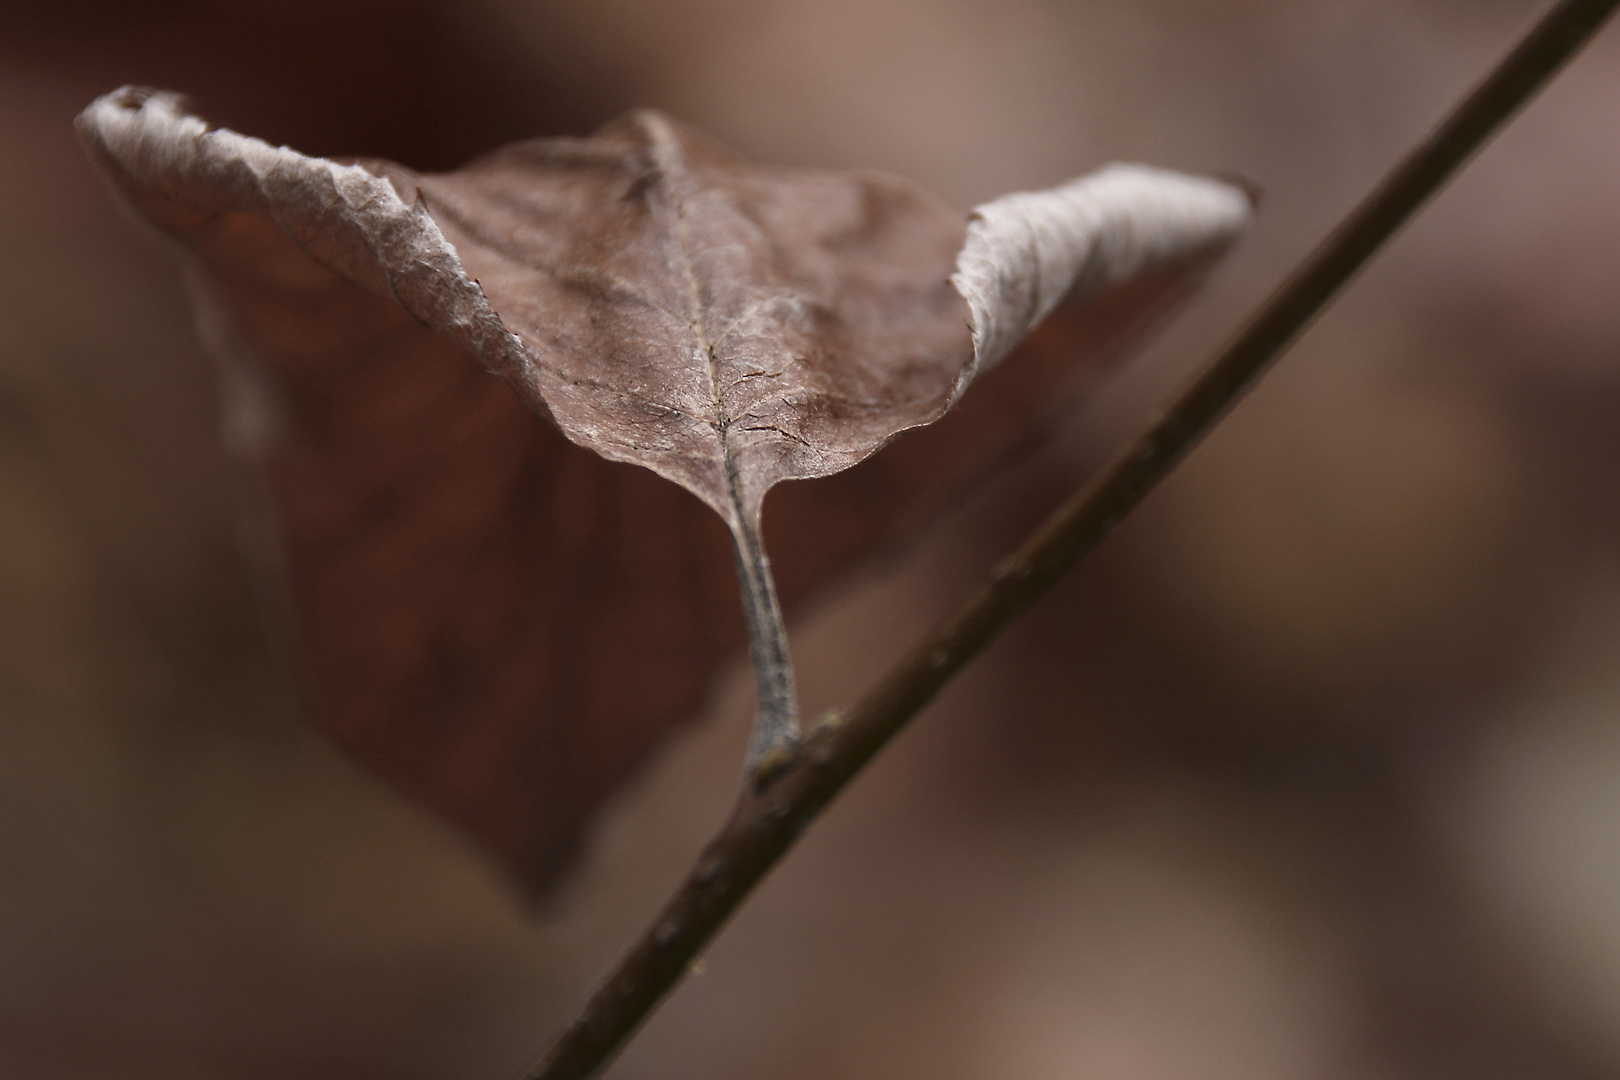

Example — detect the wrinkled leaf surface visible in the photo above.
[78,87,1248,895]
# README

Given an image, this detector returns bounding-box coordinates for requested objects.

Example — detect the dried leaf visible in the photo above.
[77,86,1249,896]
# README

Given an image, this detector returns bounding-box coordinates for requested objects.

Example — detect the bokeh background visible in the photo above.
[5,0,1620,1076]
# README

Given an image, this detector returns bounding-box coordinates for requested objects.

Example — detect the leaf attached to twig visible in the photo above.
[77,86,1249,896]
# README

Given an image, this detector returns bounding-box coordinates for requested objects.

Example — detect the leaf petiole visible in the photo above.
[727,517,800,768]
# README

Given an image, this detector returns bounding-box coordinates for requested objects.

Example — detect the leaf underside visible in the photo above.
[78,87,1247,897]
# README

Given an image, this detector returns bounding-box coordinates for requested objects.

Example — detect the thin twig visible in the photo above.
[523,1,1620,1076]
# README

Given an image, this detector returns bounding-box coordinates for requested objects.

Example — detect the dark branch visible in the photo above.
[524,0,1620,1075]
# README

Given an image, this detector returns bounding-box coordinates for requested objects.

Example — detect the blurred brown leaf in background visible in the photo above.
[5,1,1620,1078]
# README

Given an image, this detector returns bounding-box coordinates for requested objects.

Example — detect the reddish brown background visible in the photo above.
[5,1,1620,1077]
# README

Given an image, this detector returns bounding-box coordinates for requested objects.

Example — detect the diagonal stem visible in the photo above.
[523,0,1620,1076]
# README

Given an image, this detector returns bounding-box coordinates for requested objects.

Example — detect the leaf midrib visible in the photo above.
[646,114,752,527]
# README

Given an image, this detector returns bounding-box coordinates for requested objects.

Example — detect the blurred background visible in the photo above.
[5,0,1620,1076]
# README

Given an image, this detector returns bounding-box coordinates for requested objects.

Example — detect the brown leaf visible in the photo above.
[77,87,1249,897]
